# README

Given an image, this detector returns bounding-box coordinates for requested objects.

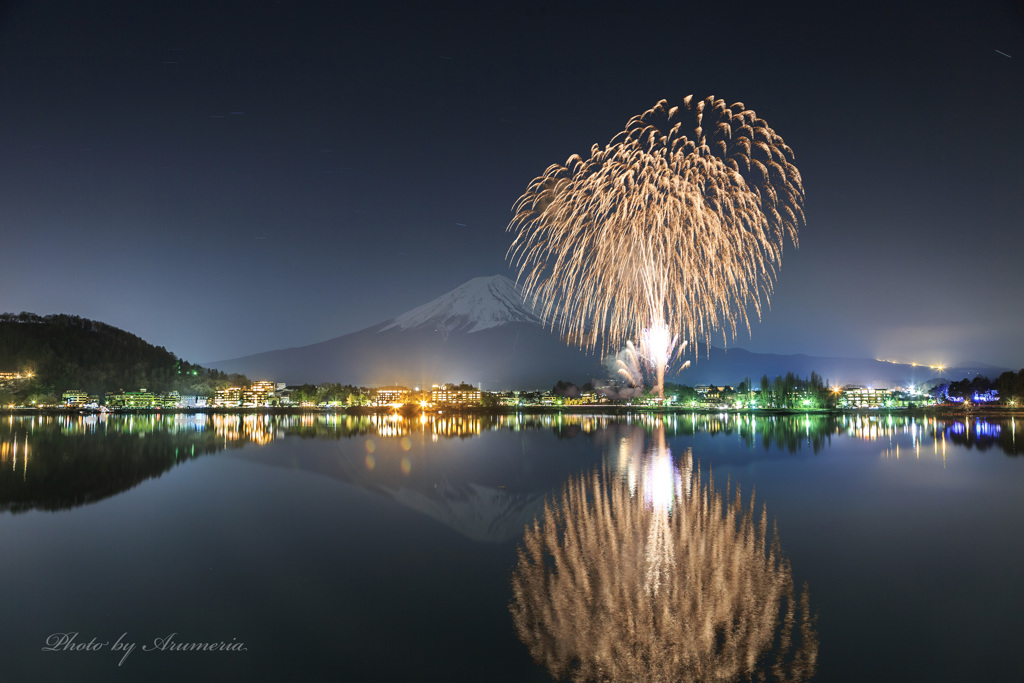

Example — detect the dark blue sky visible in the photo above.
[1,0,1022,369]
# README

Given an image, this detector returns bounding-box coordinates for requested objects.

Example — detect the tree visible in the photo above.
[664,383,698,405]
[997,370,1024,406]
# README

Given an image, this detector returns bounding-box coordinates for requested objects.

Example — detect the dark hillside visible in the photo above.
[0,312,237,398]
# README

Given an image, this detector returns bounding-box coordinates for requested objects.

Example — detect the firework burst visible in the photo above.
[508,96,803,390]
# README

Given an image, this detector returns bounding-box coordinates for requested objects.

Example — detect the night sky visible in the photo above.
[1,0,1022,370]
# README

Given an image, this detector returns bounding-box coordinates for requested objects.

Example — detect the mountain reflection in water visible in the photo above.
[511,422,818,683]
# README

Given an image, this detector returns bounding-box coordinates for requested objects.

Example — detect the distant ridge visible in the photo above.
[211,276,1011,389]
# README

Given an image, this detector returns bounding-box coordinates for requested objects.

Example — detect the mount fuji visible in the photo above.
[211,275,1006,389]
[211,275,606,389]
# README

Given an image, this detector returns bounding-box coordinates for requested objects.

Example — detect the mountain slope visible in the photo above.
[212,275,604,387]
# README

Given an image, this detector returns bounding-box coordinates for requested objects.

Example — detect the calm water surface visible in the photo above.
[0,412,1022,682]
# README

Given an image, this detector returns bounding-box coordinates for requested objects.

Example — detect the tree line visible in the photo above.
[287,383,368,405]
[934,370,1024,404]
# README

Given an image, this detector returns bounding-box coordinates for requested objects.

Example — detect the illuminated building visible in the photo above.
[178,395,208,408]
[431,383,481,406]
[160,391,181,408]
[212,387,243,408]
[61,389,91,407]
[242,381,277,407]
[498,391,522,406]
[840,385,890,409]
[0,371,31,387]
[210,382,279,407]
[375,385,410,406]
[105,388,159,409]
[562,391,601,405]
[695,385,734,405]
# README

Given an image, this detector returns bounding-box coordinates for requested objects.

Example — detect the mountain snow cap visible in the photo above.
[382,275,540,334]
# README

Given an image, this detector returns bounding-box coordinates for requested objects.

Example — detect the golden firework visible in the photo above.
[508,96,803,371]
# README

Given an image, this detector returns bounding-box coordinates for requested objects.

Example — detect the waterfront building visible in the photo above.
[105,388,159,409]
[498,391,521,407]
[840,385,891,409]
[62,389,91,407]
[697,385,734,405]
[375,386,410,406]
[160,391,181,408]
[562,391,601,405]
[212,387,243,408]
[210,382,279,407]
[243,381,277,407]
[178,395,207,408]
[431,383,481,406]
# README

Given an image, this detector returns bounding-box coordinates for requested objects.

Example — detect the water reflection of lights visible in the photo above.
[0,433,29,480]
[511,423,818,682]
[3,411,1020,458]
[974,420,1001,438]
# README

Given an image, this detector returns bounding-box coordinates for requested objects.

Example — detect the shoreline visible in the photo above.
[2,405,1018,417]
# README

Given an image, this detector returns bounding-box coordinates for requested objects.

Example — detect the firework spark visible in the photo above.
[615,341,643,388]
[508,96,803,393]
[615,334,689,397]
[510,424,817,682]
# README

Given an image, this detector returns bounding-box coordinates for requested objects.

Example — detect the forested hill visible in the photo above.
[0,312,237,398]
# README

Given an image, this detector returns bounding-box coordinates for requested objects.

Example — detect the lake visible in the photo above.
[1,411,1022,682]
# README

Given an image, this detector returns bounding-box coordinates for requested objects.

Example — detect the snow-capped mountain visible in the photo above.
[382,275,540,335]
[211,274,606,388]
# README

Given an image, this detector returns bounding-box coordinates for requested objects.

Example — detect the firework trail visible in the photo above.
[508,96,803,393]
[615,341,643,388]
[510,424,817,682]
[615,335,690,397]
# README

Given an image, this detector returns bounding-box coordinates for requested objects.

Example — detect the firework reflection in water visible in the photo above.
[508,97,803,395]
[510,423,817,682]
